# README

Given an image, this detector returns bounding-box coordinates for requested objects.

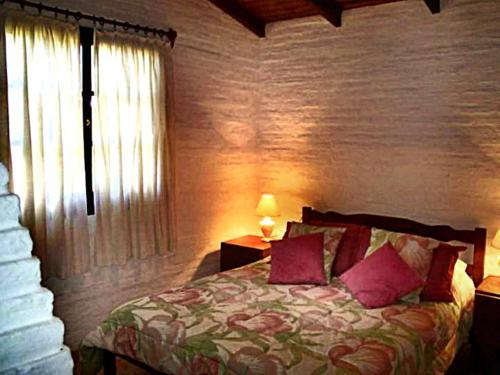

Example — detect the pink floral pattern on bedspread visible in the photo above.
[80,259,473,375]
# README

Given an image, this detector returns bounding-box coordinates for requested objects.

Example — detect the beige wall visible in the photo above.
[1,0,499,349]
[257,0,500,242]
[1,0,262,348]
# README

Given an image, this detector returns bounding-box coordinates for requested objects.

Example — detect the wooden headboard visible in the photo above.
[302,207,487,286]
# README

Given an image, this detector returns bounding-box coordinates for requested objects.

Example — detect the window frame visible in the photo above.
[80,26,95,215]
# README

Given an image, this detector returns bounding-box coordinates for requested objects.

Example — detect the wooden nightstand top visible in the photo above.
[476,275,500,297]
[223,235,271,251]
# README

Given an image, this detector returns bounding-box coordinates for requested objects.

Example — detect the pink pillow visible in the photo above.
[283,222,346,282]
[340,242,424,308]
[269,232,327,285]
[421,243,466,302]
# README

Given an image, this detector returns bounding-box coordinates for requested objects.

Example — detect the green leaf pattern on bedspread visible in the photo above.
[80,259,473,375]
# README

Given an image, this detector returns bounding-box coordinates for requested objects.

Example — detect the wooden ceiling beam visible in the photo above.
[307,0,343,27]
[208,0,266,38]
[423,0,440,14]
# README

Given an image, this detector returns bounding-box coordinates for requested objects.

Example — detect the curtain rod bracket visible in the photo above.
[167,29,177,48]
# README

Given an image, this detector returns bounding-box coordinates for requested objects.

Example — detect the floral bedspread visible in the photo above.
[81,259,474,375]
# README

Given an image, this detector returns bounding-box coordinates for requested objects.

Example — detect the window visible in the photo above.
[5,15,90,277]
[5,17,172,277]
[92,30,172,266]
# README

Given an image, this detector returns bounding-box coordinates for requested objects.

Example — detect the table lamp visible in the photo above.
[256,194,280,242]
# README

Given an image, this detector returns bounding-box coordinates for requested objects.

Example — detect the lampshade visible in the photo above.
[492,229,500,249]
[255,194,280,217]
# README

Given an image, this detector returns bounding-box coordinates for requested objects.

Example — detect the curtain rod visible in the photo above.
[0,0,177,47]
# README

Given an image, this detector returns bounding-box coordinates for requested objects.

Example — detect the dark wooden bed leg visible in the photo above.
[103,350,117,375]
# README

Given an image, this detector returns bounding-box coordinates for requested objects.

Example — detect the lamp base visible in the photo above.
[259,217,275,242]
[260,236,274,242]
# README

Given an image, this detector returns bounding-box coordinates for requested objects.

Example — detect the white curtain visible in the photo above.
[93,31,173,265]
[5,14,90,278]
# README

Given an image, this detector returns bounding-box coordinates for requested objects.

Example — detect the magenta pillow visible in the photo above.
[421,243,466,302]
[340,242,424,308]
[269,232,327,285]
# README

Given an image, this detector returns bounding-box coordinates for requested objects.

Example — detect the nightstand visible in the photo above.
[471,275,500,374]
[220,235,271,272]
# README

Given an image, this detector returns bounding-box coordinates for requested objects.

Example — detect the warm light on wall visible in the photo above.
[492,229,500,249]
[256,194,280,242]
[485,228,500,276]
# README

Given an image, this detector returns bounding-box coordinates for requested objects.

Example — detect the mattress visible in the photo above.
[81,259,475,375]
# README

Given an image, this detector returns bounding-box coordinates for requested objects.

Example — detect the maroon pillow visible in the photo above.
[269,232,327,285]
[421,243,466,302]
[330,224,371,276]
[340,242,424,308]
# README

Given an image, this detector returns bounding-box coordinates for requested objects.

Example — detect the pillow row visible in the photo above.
[284,222,371,280]
[340,241,465,307]
[269,221,468,308]
[364,228,467,303]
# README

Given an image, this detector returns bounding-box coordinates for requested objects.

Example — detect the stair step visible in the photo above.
[0,227,33,263]
[0,194,21,230]
[0,164,8,194]
[0,257,41,299]
[0,317,65,372]
[0,345,73,375]
[0,288,54,334]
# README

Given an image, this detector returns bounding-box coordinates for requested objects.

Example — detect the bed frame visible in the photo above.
[100,207,487,374]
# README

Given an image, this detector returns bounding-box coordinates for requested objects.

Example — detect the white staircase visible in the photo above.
[0,163,73,374]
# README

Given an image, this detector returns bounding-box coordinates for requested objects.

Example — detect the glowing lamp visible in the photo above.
[256,194,280,241]
[493,229,500,249]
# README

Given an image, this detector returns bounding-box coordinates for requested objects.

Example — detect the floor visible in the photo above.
[72,351,149,375]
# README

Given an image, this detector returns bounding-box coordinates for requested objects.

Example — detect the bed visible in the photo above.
[80,207,486,375]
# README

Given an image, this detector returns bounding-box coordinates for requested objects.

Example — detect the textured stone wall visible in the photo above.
[0,0,262,348]
[257,0,500,242]
[0,163,73,374]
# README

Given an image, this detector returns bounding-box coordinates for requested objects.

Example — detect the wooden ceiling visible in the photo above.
[208,0,440,37]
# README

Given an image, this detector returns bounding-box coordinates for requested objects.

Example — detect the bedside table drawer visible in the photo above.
[471,276,500,374]
[472,293,500,345]
[221,245,269,271]
[220,235,271,272]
